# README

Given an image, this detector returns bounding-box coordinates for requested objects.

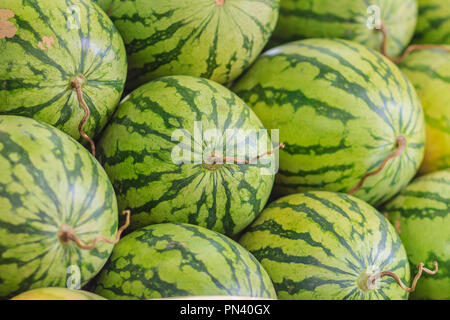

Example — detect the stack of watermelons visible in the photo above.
[0,0,448,300]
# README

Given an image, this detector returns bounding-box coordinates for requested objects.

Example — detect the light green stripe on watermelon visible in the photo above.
[383,170,450,300]
[239,191,410,300]
[98,76,275,236]
[399,48,450,174]
[93,223,277,300]
[270,0,417,57]
[414,0,450,44]
[232,39,425,206]
[11,287,106,300]
[0,115,118,299]
[101,0,279,89]
[0,0,127,142]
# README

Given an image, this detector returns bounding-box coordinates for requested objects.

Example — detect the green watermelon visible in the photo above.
[399,48,450,174]
[384,170,450,300]
[97,75,275,236]
[11,287,106,300]
[270,0,417,57]
[232,39,425,206]
[239,191,411,300]
[0,115,118,299]
[0,0,127,143]
[101,0,279,89]
[414,0,450,44]
[92,223,277,300]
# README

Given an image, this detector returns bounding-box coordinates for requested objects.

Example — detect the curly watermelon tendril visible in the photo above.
[349,136,406,196]
[70,76,96,157]
[58,210,131,250]
[378,22,450,63]
[366,261,438,293]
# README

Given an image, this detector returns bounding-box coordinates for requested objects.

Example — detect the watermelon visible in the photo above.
[414,0,450,44]
[399,48,450,174]
[97,75,275,236]
[0,115,118,299]
[232,39,425,206]
[0,0,127,143]
[239,191,411,300]
[384,170,450,300]
[10,288,106,300]
[92,223,277,300]
[101,0,279,89]
[270,0,417,57]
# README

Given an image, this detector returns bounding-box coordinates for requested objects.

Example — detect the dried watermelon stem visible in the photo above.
[379,22,450,63]
[58,210,131,250]
[349,136,406,195]
[70,76,96,157]
[366,261,438,292]
[107,2,114,16]
[106,2,122,17]
[204,143,285,169]
[215,0,226,6]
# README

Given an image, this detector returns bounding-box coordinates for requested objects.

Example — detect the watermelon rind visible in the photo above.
[270,0,417,57]
[93,223,277,300]
[399,48,450,174]
[384,170,450,300]
[0,0,127,142]
[0,115,118,299]
[414,0,450,44]
[101,0,279,89]
[232,39,425,206]
[10,287,106,300]
[97,75,275,236]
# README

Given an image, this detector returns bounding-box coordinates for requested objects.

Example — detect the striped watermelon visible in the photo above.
[384,170,450,300]
[97,75,275,236]
[0,115,118,299]
[239,191,411,300]
[11,288,106,300]
[0,0,127,142]
[91,0,113,13]
[232,39,425,206]
[270,0,417,57]
[414,0,450,44]
[93,223,277,300]
[399,48,450,174]
[101,0,279,89]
